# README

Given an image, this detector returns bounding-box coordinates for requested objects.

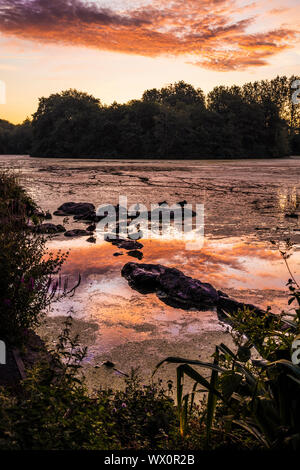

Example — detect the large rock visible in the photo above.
[121,262,267,316]
[73,211,98,222]
[121,263,219,310]
[57,202,95,216]
[53,210,68,217]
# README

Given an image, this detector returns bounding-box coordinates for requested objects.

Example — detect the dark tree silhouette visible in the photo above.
[1,76,299,158]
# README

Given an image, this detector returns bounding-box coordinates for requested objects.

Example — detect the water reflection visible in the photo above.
[2,155,300,364]
[49,236,295,289]
[46,236,299,355]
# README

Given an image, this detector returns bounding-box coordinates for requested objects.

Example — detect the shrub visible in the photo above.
[0,318,116,450]
[0,317,179,450]
[156,278,300,450]
[100,371,177,449]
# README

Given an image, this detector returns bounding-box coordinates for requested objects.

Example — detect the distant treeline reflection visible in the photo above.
[1,76,300,158]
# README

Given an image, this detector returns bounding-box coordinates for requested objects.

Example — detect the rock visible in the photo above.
[53,210,68,216]
[86,236,96,243]
[57,202,95,216]
[64,229,89,238]
[45,211,52,220]
[86,224,96,232]
[113,252,123,256]
[127,250,143,260]
[102,360,115,368]
[119,240,143,250]
[33,210,46,218]
[122,262,219,309]
[35,223,66,234]
[106,236,143,251]
[121,262,267,317]
[73,210,98,222]
[115,202,197,222]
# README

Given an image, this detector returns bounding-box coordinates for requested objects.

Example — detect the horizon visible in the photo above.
[0,0,299,124]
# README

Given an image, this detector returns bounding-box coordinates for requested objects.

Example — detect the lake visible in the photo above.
[1,155,300,387]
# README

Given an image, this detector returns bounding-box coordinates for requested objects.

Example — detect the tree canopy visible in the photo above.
[1,77,299,158]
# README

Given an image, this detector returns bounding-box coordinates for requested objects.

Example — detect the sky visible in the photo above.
[0,0,299,124]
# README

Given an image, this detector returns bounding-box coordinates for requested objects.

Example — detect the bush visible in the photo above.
[101,372,177,449]
[157,276,300,450]
[0,317,179,450]
[0,171,69,344]
[0,318,115,450]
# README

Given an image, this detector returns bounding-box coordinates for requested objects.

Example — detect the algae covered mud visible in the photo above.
[1,155,300,387]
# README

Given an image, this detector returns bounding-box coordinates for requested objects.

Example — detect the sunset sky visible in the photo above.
[0,0,299,124]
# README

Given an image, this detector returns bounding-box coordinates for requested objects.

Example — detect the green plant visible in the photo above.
[0,317,117,450]
[0,171,79,344]
[155,277,300,450]
[0,317,180,450]
[99,370,178,449]
[0,170,37,227]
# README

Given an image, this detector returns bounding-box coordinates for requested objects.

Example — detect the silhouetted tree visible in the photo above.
[143,81,205,108]
[0,119,32,154]
[0,76,299,159]
[31,89,102,157]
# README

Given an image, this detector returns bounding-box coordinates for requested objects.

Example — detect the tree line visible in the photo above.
[1,75,300,158]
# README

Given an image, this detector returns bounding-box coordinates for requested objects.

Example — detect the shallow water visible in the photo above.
[1,155,300,384]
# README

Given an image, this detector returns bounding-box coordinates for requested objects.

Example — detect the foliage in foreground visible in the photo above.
[1,172,300,450]
[0,171,74,343]
[156,275,300,450]
[0,318,179,450]
[0,316,258,451]
[0,172,180,451]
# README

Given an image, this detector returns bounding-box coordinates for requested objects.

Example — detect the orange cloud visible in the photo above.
[269,8,290,15]
[0,0,297,71]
